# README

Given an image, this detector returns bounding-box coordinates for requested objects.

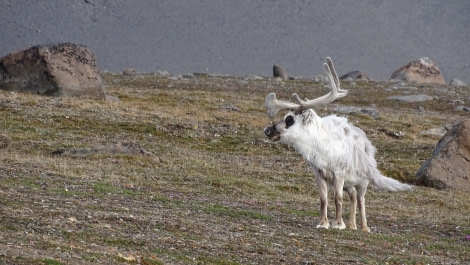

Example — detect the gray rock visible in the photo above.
[449,78,467,86]
[273,64,288,80]
[391,57,446,85]
[0,43,106,99]
[314,74,326,82]
[246,75,264,80]
[385,83,418,91]
[156,70,171,76]
[339,70,368,81]
[386,94,434,102]
[454,106,470,112]
[420,127,447,137]
[220,104,240,112]
[333,105,380,119]
[416,119,470,191]
[52,142,151,157]
[122,68,137,77]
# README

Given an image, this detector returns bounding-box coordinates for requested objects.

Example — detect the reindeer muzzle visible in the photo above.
[264,124,280,141]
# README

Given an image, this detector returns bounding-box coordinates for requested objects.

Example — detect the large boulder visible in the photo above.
[0,43,106,99]
[416,119,470,191]
[391,57,446,85]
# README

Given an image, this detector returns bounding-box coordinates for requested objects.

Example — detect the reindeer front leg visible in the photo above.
[315,177,330,229]
[332,178,346,230]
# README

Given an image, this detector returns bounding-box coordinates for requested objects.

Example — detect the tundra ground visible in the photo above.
[1,74,469,264]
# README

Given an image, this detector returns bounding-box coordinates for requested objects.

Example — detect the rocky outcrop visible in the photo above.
[416,119,470,191]
[391,57,446,85]
[0,43,106,99]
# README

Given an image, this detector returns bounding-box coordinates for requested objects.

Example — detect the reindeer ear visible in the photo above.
[301,109,316,125]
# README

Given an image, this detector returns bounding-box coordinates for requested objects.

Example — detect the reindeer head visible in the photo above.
[263,57,348,142]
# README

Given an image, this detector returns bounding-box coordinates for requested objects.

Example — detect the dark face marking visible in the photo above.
[264,123,280,141]
[285,115,295,129]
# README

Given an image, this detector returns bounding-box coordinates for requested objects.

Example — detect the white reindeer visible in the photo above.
[264,57,412,232]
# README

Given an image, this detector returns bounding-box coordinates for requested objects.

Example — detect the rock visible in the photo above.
[155,70,171,77]
[314,74,326,82]
[0,134,10,149]
[453,106,470,112]
[0,43,106,99]
[122,68,137,77]
[246,75,264,80]
[416,119,470,191]
[333,105,380,119]
[449,78,466,86]
[52,142,151,157]
[385,81,418,91]
[390,57,446,85]
[220,104,240,112]
[339,71,368,81]
[105,95,120,103]
[273,64,288,80]
[420,127,448,137]
[386,94,434,102]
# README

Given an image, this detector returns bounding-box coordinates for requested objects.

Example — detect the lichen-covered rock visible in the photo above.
[391,57,446,85]
[0,43,106,99]
[416,119,470,191]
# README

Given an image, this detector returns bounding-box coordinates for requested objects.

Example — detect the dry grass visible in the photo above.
[0,73,469,264]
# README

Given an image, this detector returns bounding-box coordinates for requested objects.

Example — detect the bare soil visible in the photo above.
[0,74,469,264]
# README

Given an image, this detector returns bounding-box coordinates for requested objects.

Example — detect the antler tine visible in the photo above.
[264,93,300,119]
[325,56,347,93]
[292,57,348,108]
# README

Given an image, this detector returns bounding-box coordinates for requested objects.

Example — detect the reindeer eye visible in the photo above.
[285,115,295,128]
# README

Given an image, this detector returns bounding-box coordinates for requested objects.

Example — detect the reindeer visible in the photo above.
[263,57,412,232]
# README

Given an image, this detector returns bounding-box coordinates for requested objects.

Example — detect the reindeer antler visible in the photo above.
[264,57,348,118]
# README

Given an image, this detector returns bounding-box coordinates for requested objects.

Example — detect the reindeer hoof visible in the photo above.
[315,223,330,229]
[332,222,346,230]
[362,226,371,233]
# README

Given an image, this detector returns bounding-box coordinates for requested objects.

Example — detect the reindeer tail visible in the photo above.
[370,174,413,191]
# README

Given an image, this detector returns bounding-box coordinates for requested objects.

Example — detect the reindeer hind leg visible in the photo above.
[357,185,371,232]
[345,187,357,230]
